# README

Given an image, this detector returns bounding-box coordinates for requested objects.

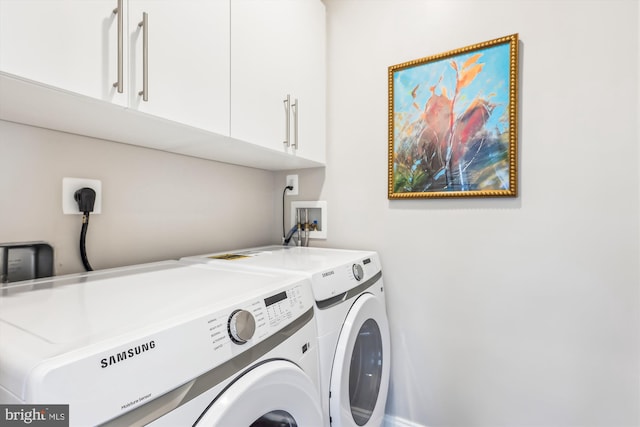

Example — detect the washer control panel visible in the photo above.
[352,263,364,281]
[207,282,308,350]
[227,309,256,344]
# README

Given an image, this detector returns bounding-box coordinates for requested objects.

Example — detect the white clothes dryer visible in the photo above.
[0,260,323,427]
[181,246,390,427]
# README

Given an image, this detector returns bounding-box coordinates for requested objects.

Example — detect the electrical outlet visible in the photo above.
[62,177,102,214]
[286,174,299,196]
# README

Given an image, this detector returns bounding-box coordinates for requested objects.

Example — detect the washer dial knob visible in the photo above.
[352,263,364,281]
[228,309,256,344]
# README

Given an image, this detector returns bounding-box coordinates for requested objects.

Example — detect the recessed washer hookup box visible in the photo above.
[0,242,54,283]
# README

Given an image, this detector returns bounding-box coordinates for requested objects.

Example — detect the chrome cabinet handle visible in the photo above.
[112,0,123,93]
[292,98,298,149]
[138,12,148,101]
[283,94,291,147]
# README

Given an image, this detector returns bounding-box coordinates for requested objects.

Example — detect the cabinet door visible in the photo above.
[230,0,326,163]
[0,0,127,106]
[128,0,230,135]
[285,0,325,163]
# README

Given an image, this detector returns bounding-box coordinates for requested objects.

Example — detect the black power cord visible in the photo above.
[74,188,96,271]
[282,185,294,241]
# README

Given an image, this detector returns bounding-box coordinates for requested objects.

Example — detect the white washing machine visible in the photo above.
[181,246,390,427]
[0,260,323,426]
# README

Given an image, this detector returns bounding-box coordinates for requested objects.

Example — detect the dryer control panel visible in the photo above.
[310,253,381,302]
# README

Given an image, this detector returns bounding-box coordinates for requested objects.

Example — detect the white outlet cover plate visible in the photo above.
[62,177,102,214]
[286,174,299,196]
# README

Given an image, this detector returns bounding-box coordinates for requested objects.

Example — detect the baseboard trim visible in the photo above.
[383,414,427,427]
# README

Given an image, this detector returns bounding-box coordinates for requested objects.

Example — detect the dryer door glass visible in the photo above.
[349,318,382,425]
[250,410,297,427]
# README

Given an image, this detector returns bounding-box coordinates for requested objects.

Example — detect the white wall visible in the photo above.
[283,0,640,425]
[0,121,279,274]
[1,1,638,425]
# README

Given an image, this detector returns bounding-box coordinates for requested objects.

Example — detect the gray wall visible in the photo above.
[282,0,640,425]
[0,121,279,274]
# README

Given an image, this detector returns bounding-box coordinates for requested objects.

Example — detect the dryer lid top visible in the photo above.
[181,246,382,301]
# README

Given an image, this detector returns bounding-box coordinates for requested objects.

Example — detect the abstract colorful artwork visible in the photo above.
[388,34,519,198]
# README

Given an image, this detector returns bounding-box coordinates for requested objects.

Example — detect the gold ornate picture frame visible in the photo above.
[388,34,519,199]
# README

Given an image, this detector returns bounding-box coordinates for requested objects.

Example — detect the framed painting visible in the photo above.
[388,34,519,199]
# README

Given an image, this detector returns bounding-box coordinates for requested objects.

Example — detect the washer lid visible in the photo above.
[0,261,299,345]
[0,260,311,408]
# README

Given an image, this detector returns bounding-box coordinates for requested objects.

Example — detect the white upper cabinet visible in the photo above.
[230,0,326,163]
[0,0,127,106]
[127,0,230,134]
[0,0,230,134]
[0,0,325,170]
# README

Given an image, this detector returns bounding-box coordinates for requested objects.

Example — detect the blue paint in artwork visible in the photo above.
[393,42,511,138]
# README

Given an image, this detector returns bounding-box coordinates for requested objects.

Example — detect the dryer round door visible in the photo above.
[329,293,390,427]
[195,360,323,426]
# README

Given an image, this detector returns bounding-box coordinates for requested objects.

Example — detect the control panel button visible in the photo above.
[352,263,364,281]
[228,309,256,344]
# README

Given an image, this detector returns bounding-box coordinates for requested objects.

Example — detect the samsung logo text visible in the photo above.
[100,340,156,368]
